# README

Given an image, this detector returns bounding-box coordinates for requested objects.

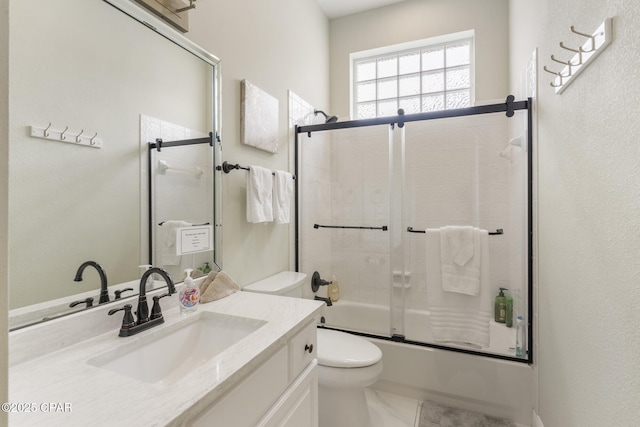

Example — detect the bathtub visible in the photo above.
[319,300,519,356]
[319,300,532,425]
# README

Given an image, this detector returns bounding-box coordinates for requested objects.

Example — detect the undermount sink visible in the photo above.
[88,311,266,385]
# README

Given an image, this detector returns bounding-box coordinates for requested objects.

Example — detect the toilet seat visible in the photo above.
[317,329,382,368]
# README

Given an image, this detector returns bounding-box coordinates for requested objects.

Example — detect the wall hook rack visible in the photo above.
[30,123,102,148]
[546,18,613,94]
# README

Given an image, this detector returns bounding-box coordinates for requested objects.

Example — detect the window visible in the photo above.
[352,34,474,119]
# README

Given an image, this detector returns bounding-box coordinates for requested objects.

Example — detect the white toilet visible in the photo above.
[243,272,383,427]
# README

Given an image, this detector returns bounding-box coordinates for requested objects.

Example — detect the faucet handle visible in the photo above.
[108,304,135,335]
[150,293,171,320]
[114,287,134,300]
[69,297,94,308]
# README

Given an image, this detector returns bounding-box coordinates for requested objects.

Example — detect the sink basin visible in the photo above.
[88,311,266,384]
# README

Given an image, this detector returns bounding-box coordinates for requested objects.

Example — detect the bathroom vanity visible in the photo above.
[9,289,323,426]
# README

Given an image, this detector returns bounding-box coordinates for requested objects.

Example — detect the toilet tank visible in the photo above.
[243,271,307,298]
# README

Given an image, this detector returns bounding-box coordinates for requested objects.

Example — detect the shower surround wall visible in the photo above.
[329,125,391,304]
[326,113,528,327]
[290,91,332,299]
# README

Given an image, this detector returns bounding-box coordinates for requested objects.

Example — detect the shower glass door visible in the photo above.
[395,111,530,359]
[299,124,394,337]
[298,100,531,362]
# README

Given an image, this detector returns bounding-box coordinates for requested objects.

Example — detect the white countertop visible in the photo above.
[9,289,323,426]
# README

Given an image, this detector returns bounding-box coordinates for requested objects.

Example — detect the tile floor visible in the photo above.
[365,388,530,427]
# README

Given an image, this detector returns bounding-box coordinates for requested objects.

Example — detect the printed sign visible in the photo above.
[175,225,213,255]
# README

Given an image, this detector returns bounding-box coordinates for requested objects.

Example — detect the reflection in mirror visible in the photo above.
[9,0,221,330]
[146,122,216,281]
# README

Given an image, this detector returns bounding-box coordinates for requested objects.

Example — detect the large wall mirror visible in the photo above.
[9,0,222,329]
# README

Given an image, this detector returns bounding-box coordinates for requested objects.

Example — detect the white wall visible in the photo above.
[186,0,330,286]
[1,1,9,424]
[329,0,509,119]
[510,1,640,426]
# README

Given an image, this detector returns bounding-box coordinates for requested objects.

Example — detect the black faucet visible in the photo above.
[311,271,332,293]
[314,296,333,307]
[114,287,134,299]
[109,267,176,337]
[74,261,109,304]
[69,297,94,308]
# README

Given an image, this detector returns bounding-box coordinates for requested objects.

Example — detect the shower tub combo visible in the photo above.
[295,95,534,424]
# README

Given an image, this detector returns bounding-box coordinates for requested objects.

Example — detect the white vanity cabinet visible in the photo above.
[188,320,318,427]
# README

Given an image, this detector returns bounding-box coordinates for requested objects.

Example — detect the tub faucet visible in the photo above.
[311,271,332,293]
[314,296,333,307]
[109,267,176,337]
[74,261,109,304]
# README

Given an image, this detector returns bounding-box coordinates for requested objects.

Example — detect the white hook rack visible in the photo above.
[547,18,613,94]
[29,123,102,149]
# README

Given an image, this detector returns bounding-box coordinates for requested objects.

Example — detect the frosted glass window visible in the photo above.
[377,77,398,99]
[356,81,376,102]
[446,43,470,67]
[422,71,444,93]
[378,99,398,117]
[422,94,445,112]
[446,90,470,110]
[422,48,444,71]
[357,102,377,119]
[446,67,470,90]
[356,60,376,82]
[399,52,420,74]
[399,74,420,97]
[399,97,421,114]
[377,56,397,79]
[352,35,473,118]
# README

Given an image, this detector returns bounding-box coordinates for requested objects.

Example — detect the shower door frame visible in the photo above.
[295,96,534,364]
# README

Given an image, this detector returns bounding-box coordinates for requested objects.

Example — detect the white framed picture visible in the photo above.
[241,79,279,154]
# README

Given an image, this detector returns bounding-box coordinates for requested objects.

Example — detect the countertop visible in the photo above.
[9,289,324,426]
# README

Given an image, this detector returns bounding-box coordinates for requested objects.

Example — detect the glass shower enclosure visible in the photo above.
[296,97,532,363]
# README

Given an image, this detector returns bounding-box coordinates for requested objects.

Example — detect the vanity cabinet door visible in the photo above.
[257,360,318,427]
[288,321,317,381]
[188,346,289,427]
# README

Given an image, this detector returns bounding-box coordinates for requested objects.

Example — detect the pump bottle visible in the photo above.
[494,287,507,323]
[179,268,200,314]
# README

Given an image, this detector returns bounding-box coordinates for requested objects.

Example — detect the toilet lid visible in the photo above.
[317,329,382,368]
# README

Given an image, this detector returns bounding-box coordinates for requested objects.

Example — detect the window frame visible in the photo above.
[350,30,475,120]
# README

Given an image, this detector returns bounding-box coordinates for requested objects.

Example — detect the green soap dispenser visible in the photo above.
[505,291,514,327]
[495,287,508,323]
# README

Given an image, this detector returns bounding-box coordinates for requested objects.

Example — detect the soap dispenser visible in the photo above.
[179,268,200,314]
[494,287,507,323]
[505,291,514,327]
[328,275,340,303]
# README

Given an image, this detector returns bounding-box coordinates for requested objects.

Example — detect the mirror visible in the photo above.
[9,0,221,329]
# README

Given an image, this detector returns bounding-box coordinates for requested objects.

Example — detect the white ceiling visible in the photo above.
[316,0,408,19]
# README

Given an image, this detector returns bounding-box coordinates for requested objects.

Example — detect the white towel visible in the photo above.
[440,226,483,295]
[246,165,273,223]
[159,220,192,265]
[273,170,293,224]
[426,229,491,348]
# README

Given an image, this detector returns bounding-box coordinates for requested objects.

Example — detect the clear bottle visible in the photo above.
[515,315,524,357]
[179,268,200,314]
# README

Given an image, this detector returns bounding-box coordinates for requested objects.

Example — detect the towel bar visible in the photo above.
[407,226,503,235]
